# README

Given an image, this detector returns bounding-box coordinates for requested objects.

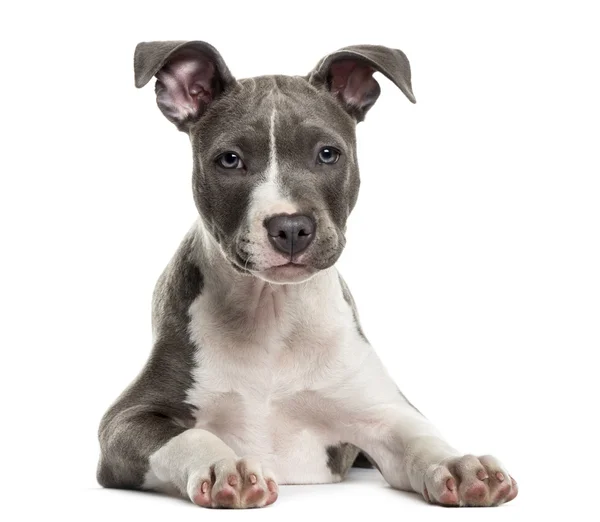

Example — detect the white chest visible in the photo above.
[183,275,364,483]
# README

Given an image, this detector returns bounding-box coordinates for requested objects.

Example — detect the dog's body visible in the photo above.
[98,42,518,508]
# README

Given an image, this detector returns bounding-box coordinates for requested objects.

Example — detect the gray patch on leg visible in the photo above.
[97,229,205,489]
[326,443,361,478]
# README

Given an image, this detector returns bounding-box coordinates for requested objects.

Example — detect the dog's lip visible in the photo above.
[270,261,307,269]
[259,261,311,274]
[233,251,254,271]
[259,262,316,282]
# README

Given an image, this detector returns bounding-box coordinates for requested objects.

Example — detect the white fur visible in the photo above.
[184,258,359,484]
[144,428,237,495]
[266,108,278,183]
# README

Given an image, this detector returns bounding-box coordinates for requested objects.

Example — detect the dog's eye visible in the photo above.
[217,152,245,170]
[317,147,340,165]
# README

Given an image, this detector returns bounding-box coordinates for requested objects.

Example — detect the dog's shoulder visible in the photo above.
[100,226,204,434]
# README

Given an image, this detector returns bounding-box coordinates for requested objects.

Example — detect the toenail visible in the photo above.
[249,473,257,484]
[446,478,456,491]
[496,472,505,482]
[477,469,489,481]
[228,475,238,486]
[201,481,208,493]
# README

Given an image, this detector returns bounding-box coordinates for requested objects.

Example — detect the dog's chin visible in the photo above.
[253,263,319,284]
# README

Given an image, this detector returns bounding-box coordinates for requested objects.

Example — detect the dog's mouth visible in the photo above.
[258,262,318,284]
[274,261,306,268]
[231,250,315,281]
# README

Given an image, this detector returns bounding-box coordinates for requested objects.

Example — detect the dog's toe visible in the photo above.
[423,455,517,507]
[188,456,277,508]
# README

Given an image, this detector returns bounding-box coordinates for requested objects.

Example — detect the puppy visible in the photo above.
[97,41,518,508]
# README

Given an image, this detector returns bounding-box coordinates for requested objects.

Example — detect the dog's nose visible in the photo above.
[266,214,315,256]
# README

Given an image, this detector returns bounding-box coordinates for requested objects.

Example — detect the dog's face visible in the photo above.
[134,41,415,283]
[191,76,359,283]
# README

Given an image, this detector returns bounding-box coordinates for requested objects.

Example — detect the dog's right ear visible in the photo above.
[134,41,236,132]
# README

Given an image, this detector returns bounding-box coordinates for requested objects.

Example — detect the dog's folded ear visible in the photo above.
[307,45,416,122]
[134,41,236,131]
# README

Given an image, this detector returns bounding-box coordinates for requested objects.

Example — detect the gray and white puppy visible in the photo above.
[97,41,518,509]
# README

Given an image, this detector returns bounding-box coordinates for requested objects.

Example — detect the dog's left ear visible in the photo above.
[308,45,416,122]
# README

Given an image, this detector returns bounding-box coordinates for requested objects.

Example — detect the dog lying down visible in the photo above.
[97,40,518,508]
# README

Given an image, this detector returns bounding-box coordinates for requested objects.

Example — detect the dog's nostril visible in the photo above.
[298,229,309,237]
[278,231,287,239]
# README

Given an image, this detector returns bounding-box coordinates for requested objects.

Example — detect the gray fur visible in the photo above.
[97,231,203,488]
[326,443,361,478]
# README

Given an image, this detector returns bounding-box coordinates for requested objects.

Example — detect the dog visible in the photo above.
[97,41,518,508]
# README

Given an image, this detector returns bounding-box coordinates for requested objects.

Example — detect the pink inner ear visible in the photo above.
[156,51,216,124]
[330,60,378,108]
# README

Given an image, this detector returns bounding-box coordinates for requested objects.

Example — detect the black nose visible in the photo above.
[266,214,315,257]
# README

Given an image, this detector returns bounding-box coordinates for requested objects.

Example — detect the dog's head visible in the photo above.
[135,41,415,283]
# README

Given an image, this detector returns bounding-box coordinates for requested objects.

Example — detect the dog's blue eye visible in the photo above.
[317,147,340,165]
[217,152,244,170]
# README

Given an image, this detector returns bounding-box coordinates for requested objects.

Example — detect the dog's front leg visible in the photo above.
[146,428,278,507]
[98,407,278,508]
[337,351,518,507]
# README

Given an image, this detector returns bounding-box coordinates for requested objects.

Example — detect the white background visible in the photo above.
[1,0,598,520]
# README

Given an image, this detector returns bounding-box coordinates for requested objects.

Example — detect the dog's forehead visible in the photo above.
[197,75,356,151]
[236,75,347,122]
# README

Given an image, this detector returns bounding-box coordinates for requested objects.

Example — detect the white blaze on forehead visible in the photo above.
[249,107,296,217]
[267,108,278,183]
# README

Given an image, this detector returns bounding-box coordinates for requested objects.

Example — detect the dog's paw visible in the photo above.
[422,454,518,507]
[187,456,278,508]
